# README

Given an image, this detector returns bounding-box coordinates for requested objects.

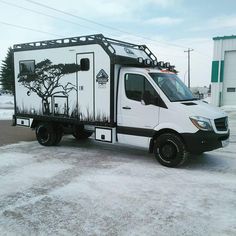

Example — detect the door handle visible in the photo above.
[122,106,131,110]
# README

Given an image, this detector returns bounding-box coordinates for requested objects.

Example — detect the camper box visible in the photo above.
[13,34,155,126]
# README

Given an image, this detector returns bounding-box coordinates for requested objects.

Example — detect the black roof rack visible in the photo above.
[12,34,178,71]
[13,34,157,63]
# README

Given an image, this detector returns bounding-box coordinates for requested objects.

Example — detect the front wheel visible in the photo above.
[154,133,187,167]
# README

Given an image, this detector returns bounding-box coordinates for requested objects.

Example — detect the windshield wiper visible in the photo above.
[173,98,198,102]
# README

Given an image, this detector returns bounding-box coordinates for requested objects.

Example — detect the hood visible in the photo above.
[172,100,227,120]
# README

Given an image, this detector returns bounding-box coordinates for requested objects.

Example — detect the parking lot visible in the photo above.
[0,110,235,235]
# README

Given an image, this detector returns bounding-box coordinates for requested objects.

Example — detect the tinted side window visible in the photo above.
[125,73,159,106]
[144,79,158,105]
[19,60,35,75]
[80,58,90,71]
[125,74,144,101]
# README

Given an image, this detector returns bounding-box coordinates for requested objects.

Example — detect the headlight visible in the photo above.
[190,116,213,131]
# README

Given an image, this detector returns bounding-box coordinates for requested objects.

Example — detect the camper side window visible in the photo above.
[19,60,35,75]
[80,58,90,71]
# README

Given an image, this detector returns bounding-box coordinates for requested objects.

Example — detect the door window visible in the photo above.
[125,73,143,101]
[125,73,158,105]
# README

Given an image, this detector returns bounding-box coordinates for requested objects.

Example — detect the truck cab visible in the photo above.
[116,67,229,166]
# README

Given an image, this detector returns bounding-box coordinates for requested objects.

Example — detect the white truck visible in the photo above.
[12,34,230,167]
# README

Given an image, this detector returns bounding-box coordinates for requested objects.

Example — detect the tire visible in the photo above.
[73,128,93,140]
[53,126,63,145]
[192,152,204,156]
[36,123,57,146]
[154,133,187,167]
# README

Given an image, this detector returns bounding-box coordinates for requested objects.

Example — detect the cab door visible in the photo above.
[117,70,160,146]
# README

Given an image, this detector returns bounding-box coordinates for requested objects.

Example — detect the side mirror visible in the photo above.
[80,58,90,71]
[141,99,146,105]
[142,91,152,105]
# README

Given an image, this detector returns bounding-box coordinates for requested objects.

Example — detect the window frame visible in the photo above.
[124,73,159,105]
[19,60,35,76]
[227,87,236,92]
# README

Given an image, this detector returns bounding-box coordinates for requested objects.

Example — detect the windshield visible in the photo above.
[149,73,196,102]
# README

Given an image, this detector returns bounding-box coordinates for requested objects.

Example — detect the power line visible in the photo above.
[0,0,112,35]
[25,0,188,49]
[0,0,210,59]
[0,21,64,37]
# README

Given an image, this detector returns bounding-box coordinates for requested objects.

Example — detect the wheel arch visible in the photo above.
[31,119,65,130]
[149,128,186,153]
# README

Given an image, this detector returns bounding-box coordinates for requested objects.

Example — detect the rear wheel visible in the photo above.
[154,133,187,167]
[53,126,63,145]
[36,123,56,146]
[192,151,204,156]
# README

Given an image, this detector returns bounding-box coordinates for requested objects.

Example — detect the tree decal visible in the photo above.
[18,59,80,114]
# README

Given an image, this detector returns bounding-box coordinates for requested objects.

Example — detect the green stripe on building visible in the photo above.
[220,60,224,82]
[213,35,236,40]
[211,61,219,82]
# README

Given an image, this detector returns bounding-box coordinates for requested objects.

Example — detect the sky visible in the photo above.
[0,0,236,87]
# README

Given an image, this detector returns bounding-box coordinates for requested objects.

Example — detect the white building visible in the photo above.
[211,35,236,106]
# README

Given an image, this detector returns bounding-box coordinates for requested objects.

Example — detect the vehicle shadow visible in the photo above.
[182,152,234,173]
[49,135,234,171]
[60,135,157,164]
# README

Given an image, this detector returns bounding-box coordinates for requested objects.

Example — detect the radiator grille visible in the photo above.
[214,117,228,131]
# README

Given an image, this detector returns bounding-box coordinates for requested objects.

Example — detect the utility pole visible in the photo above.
[184,48,194,88]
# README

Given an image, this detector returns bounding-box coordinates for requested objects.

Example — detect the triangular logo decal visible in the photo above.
[96,69,109,85]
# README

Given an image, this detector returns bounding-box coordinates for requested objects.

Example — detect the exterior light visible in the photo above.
[138,57,143,63]
[164,62,170,68]
[158,61,164,67]
[153,60,158,66]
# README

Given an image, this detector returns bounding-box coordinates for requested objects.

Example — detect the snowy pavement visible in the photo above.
[0,112,236,235]
[0,94,235,235]
[0,94,14,120]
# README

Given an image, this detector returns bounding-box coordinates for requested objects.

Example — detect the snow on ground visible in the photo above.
[203,95,211,103]
[0,113,235,235]
[0,94,14,109]
[0,94,14,120]
[0,109,14,120]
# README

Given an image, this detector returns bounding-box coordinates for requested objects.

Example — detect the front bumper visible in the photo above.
[181,130,230,153]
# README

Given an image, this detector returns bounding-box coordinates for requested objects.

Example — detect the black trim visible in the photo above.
[115,66,122,141]
[95,127,113,143]
[181,130,230,153]
[93,54,95,120]
[117,126,154,137]
[14,113,116,127]
[110,63,115,123]
[12,49,17,120]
